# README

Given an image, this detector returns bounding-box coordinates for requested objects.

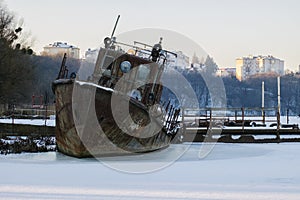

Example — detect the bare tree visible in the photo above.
[0,2,34,106]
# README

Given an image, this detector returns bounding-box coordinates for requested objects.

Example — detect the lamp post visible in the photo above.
[262,81,265,123]
[277,76,281,116]
[276,76,281,141]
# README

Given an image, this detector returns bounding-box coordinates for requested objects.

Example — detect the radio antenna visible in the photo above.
[111,15,120,38]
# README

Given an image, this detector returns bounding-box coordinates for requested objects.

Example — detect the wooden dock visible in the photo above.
[183,127,300,143]
[180,107,300,143]
[0,123,55,137]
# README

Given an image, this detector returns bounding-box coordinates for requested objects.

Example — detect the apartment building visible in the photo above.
[236,55,284,81]
[42,42,80,59]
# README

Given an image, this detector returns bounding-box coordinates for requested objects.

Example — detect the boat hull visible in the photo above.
[53,79,171,158]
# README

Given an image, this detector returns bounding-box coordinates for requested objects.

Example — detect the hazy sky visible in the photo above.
[4,0,300,71]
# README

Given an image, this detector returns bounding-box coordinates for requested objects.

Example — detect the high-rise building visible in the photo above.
[236,55,284,81]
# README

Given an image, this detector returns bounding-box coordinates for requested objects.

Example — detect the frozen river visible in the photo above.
[1,143,300,199]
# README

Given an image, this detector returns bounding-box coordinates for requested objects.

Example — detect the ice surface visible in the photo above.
[1,143,300,199]
[0,115,299,199]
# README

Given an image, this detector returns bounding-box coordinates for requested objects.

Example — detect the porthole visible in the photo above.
[120,61,132,73]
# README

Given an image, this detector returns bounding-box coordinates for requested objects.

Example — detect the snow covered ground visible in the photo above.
[1,143,300,199]
[0,116,299,128]
[0,118,55,127]
[184,116,300,127]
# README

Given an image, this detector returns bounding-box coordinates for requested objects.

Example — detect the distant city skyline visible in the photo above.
[4,0,300,71]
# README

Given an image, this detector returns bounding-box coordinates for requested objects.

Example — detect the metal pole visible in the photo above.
[235,110,237,121]
[262,81,265,108]
[111,15,120,38]
[209,108,212,130]
[12,104,15,135]
[287,109,289,124]
[277,76,281,142]
[262,81,265,121]
[242,107,245,132]
[277,76,281,116]
[181,107,185,134]
[298,78,300,116]
[276,110,280,141]
[12,104,15,125]
[44,104,47,126]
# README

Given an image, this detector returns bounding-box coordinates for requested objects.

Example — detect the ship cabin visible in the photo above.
[93,37,176,107]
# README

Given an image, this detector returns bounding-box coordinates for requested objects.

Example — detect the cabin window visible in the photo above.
[136,64,150,81]
[129,89,142,101]
[103,56,114,69]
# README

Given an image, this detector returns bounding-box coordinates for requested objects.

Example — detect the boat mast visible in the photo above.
[111,15,120,39]
[104,15,120,48]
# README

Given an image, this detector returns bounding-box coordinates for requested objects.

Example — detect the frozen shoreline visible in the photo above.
[0,116,299,128]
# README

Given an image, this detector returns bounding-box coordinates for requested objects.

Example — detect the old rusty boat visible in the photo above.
[52,16,180,158]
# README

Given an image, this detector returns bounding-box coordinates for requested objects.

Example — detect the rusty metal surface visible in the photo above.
[54,80,88,157]
[53,80,171,158]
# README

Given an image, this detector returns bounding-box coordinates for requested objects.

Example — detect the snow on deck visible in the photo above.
[76,80,114,92]
[0,143,300,199]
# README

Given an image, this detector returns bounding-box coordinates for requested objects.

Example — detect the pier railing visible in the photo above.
[180,107,299,143]
[0,107,55,137]
[181,107,279,126]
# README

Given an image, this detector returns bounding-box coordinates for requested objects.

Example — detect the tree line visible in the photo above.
[162,55,300,115]
[0,2,79,108]
[171,68,300,115]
